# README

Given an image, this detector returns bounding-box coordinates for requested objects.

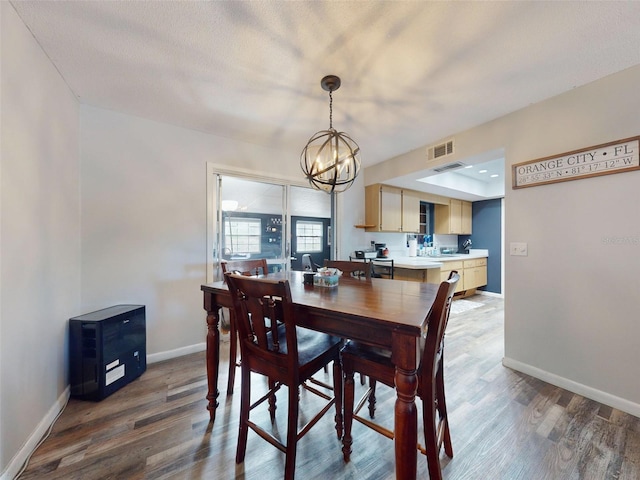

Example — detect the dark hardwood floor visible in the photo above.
[18,294,640,479]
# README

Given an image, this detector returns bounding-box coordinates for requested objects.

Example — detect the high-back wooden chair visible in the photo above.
[221,258,269,277]
[220,258,269,394]
[301,253,320,272]
[225,273,344,480]
[323,259,371,280]
[340,271,460,480]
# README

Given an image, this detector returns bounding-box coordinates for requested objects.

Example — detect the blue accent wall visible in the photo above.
[459,198,502,293]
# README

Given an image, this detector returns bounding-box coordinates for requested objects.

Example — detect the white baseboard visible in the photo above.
[146,342,206,364]
[502,356,640,418]
[1,387,70,480]
[476,290,503,299]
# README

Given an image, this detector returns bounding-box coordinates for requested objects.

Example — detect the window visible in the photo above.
[224,217,261,254]
[296,221,324,252]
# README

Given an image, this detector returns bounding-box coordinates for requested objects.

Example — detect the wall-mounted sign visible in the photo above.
[512,136,640,189]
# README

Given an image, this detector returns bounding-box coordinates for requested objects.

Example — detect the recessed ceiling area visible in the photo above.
[383,155,505,202]
[416,158,505,201]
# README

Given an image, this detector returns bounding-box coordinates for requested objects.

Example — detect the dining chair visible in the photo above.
[301,253,320,272]
[340,271,460,480]
[220,258,269,395]
[323,259,372,280]
[225,273,344,480]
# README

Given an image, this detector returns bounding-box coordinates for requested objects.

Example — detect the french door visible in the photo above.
[207,171,332,282]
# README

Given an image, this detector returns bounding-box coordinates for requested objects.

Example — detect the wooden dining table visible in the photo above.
[201,270,439,480]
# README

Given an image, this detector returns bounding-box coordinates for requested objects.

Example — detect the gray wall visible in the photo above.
[1,3,81,474]
[459,198,502,293]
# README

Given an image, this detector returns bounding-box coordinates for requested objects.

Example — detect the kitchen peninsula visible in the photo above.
[392,250,488,295]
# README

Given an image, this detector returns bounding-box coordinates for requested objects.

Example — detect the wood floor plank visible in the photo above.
[16,294,640,480]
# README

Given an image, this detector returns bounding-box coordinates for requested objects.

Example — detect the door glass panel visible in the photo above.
[214,175,286,280]
[290,186,332,271]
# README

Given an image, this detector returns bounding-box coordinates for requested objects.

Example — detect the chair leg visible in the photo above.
[422,381,443,480]
[436,361,453,458]
[236,366,251,464]
[284,386,299,480]
[332,359,343,439]
[342,365,354,462]
[367,378,377,418]
[227,310,238,395]
[268,378,277,422]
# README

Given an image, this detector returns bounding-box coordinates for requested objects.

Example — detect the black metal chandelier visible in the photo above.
[300,75,361,193]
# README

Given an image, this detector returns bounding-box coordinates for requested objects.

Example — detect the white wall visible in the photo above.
[502,67,640,414]
[79,106,366,356]
[1,2,80,475]
[367,65,640,415]
[335,173,366,259]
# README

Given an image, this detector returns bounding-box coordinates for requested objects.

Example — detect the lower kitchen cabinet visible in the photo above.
[463,258,487,291]
[439,260,465,293]
[439,257,487,294]
[394,267,440,284]
[391,257,487,294]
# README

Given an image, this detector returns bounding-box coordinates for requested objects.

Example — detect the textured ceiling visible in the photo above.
[10,1,640,169]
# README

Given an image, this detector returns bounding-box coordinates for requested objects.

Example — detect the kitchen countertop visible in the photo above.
[391,250,488,270]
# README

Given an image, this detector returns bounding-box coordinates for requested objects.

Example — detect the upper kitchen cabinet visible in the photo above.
[365,184,401,231]
[365,184,420,233]
[461,200,472,234]
[402,190,421,233]
[435,198,473,234]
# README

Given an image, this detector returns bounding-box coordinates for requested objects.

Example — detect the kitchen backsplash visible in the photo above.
[360,232,459,257]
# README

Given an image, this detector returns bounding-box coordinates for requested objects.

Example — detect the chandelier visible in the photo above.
[300,75,361,193]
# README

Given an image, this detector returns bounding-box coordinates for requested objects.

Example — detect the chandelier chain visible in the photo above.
[329,90,333,129]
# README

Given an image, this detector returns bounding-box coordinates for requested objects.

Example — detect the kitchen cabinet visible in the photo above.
[365,184,401,231]
[401,190,421,233]
[435,199,472,234]
[461,200,472,234]
[439,260,465,293]
[438,257,487,293]
[394,267,440,284]
[365,184,420,233]
[462,258,487,290]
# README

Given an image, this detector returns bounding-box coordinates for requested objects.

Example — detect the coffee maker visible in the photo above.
[374,243,389,258]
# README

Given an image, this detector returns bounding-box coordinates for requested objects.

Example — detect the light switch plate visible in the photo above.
[510,242,528,256]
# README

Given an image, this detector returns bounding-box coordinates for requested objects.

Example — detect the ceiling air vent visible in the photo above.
[433,161,466,173]
[427,139,454,161]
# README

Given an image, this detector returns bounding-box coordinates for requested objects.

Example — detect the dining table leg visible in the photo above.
[393,335,419,480]
[204,293,221,422]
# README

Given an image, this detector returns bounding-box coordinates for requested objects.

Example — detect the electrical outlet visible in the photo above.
[510,242,528,256]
